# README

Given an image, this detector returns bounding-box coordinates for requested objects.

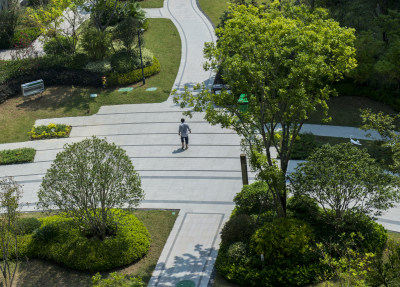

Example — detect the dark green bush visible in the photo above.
[0,148,36,165]
[81,27,112,61]
[252,218,316,266]
[30,209,151,271]
[16,217,42,235]
[220,214,256,247]
[290,133,321,160]
[43,36,74,56]
[107,56,160,86]
[288,195,387,254]
[110,50,141,73]
[233,181,274,216]
[32,222,60,243]
[216,217,322,287]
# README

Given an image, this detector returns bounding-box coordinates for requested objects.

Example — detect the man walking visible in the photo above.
[179,118,191,150]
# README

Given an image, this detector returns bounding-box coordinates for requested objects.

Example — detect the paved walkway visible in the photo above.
[0,1,399,287]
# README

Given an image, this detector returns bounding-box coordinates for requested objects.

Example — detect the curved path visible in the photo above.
[0,0,400,286]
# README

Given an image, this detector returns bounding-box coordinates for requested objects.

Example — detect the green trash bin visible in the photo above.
[238,94,249,113]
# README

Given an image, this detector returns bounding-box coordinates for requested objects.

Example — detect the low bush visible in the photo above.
[288,195,388,254]
[107,56,160,86]
[29,123,71,140]
[43,36,74,56]
[216,217,322,287]
[16,217,42,235]
[233,181,274,216]
[220,214,256,247]
[30,209,151,271]
[0,147,36,165]
[85,60,112,73]
[290,133,321,160]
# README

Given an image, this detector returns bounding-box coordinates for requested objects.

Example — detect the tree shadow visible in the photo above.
[15,86,94,114]
[16,258,93,287]
[153,244,216,286]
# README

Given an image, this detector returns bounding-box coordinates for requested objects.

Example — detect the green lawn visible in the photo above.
[198,0,266,27]
[139,0,164,8]
[307,95,396,127]
[0,18,181,144]
[198,0,229,27]
[14,209,178,287]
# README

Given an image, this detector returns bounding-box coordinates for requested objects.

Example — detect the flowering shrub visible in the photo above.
[29,123,71,140]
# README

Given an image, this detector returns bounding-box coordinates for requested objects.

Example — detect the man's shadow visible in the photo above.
[172,148,186,154]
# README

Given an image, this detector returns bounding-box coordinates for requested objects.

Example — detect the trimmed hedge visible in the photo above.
[16,217,42,235]
[107,56,160,86]
[30,209,151,271]
[0,147,36,165]
[29,123,71,140]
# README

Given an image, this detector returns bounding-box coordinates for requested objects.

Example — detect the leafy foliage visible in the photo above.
[174,1,357,216]
[92,272,145,287]
[290,143,398,224]
[220,214,256,246]
[81,27,113,61]
[233,181,274,216]
[0,148,36,165]
[0,177,22,287]
[38,137,144,240]
[367,239,400,287]
[107,56,160,86]
[15,217,42,235]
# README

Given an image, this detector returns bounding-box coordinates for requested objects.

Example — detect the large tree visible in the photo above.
[38,137,144,240]
[174,1,357,216]
[289,143,398,226]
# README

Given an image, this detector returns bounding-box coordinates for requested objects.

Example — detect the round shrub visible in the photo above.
[220,214,256,247]
[16,217,42,235]
[233,181,274,216]
[30,209,151,271]
[252,218,315,265]
[43,36,74,56]
[110,50,141,73]
[340,212,387,254]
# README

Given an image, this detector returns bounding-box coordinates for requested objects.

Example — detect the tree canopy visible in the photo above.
[38,137,144,240]
[174,1,357,216]
[289,143,398,224]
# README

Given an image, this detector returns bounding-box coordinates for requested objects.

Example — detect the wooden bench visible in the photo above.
[21,79,44,97]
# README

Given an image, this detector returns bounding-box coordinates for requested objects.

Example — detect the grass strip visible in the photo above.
[0,148,36,165]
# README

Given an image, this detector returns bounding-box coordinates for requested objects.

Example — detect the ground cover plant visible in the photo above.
[29,123,71,140]
[0,18,181,144]
[0,147,35,165]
